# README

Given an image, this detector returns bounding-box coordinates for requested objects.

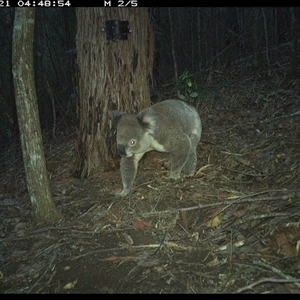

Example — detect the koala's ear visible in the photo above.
[137,108,157,133]
[110,110,126,126]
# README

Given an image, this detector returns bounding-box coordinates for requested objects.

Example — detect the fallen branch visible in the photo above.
[71,241,199,260]
[139,190,300,217]
[253,260,300,289]
[235,277,300,293]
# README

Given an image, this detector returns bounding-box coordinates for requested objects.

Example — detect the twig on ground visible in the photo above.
[26,251,58,293]
[235,277,300,293]
[253,260,300,289]
[139,190,300,217]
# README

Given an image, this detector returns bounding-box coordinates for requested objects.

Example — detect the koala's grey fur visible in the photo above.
[112,99,202,197]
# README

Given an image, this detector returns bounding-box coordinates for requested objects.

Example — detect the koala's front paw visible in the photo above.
[162,160,171,170]
[113,189,131,198]
[183,172,195,178]
[167,172,181,181]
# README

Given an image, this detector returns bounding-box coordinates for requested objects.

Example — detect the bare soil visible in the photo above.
[1,49,300,293]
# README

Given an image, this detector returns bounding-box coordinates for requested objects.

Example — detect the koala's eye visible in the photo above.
[129,139,136,146]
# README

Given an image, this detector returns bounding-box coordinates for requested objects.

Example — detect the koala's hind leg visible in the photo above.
[182,149,197,177]
[182,133,200,177]
[168,135,191,180]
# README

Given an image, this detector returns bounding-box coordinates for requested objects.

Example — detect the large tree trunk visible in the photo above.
[75,7,154,178]
[12,8,61,225]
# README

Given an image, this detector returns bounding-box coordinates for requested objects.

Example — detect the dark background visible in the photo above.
[0,7,299,152]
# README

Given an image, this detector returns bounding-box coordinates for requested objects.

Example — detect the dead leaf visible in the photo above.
[63,279,78,290]
[275,232,296,257]
[134,219,145,231]
[205,214,223,228]
[207,256,225,267]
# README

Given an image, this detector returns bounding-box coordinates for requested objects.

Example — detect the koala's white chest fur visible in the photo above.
[149,139,167,152]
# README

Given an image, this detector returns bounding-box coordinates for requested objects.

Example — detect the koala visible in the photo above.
[111,99,202,197]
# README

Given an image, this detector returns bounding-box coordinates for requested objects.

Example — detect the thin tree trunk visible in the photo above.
[261,8,270,71]
[252,8,260,68]
[12,8,61,225]
[290,7,299,78]
[168,7,179,98]
[197,8,202,69]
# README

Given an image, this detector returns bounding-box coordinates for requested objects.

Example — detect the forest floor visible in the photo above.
[1,47,300,294]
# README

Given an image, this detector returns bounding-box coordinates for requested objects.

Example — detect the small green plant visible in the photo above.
[177,70,199,102]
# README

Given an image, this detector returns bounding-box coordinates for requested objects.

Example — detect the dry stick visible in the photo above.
[253,260,300,289]
[233,212,296,226]
[139,191,300,217]
[235,278,300,293]
[71,242,198,261]
[26,251,58,293]
[222,166,270,177]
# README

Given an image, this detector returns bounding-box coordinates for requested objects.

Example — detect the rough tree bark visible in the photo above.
[75,7,154,178]
[12,8,61,225]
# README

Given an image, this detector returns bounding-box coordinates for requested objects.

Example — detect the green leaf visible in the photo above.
[190,92,198,98]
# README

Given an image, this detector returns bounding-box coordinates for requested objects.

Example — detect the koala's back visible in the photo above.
[143,100,201,138]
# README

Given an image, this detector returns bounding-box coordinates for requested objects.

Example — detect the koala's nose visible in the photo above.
[117,144,126,157]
